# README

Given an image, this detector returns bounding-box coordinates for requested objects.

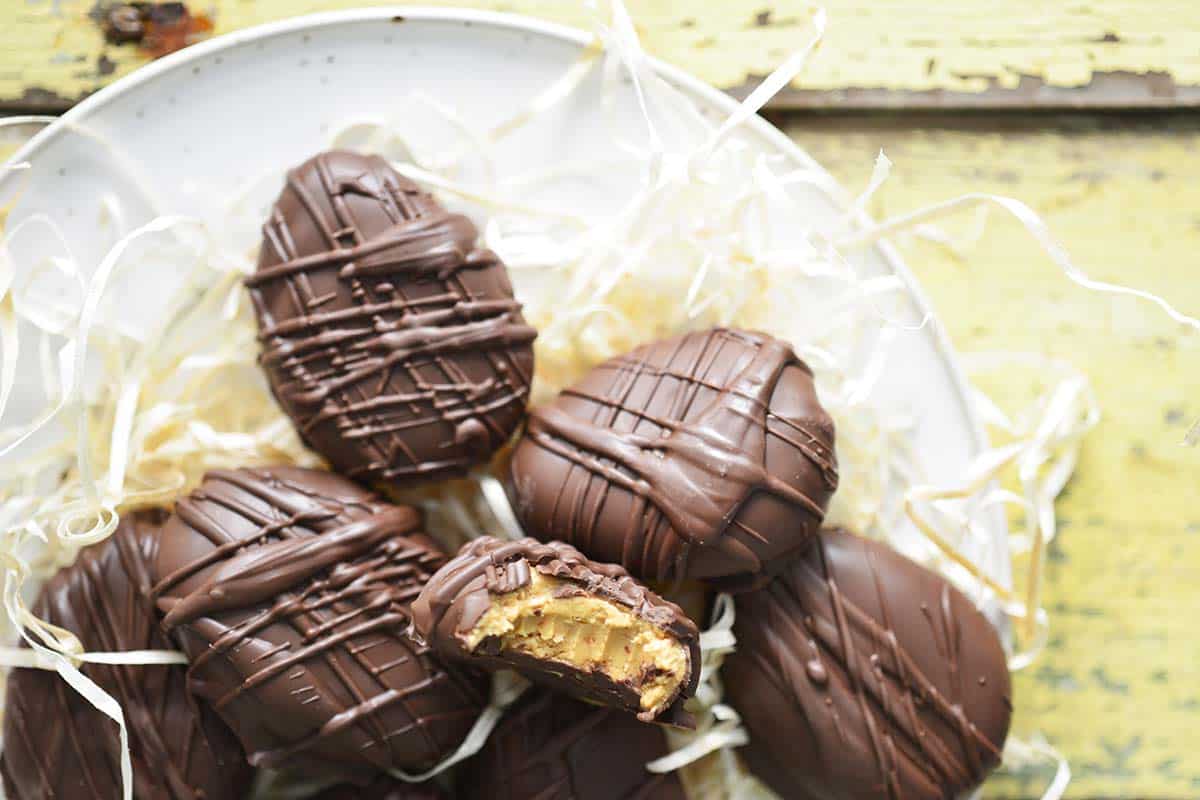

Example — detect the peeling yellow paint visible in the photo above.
[787,117,1200,799]
[3,1,1200,106]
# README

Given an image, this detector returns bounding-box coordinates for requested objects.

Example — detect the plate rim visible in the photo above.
[3,5,1002,575]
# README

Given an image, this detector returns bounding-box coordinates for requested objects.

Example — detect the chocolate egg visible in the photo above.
[248,150,536,487]
[1,509,252,800]
[151,466,486,780]
[313,774,445,800]
[456,689,686,800]
[723,528,1013,799]
[411,536,700,726]
[510,327,837,590]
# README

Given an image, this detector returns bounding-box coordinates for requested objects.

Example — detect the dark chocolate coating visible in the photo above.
[312,774,445,800]
[510,327,837,589]
[248,150,536,487]
[410,536,700,725]
[723,529,1013,800]
[457,690,687,800]
[0,509,252,800]
[150,466,486,779]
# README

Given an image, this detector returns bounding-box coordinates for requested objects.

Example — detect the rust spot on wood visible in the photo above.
[97,3,215,59]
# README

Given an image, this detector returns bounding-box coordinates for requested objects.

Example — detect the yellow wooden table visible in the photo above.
[3,2,1198,798]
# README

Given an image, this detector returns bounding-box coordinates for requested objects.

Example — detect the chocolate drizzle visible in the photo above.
[723,528,1012,800]
[456,690,687,800]
[410,537,700,725]
[510,327,837,588]
[248,150,536,486]
[151,466,486,779]
[1,509,252,800]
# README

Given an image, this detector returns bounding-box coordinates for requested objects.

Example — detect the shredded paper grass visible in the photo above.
[2,2,1197,798]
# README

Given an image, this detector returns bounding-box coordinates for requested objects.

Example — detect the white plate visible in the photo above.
[1,10,1007,596]
[1,9,1010,798]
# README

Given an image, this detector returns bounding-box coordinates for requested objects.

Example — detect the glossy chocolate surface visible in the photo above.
[723,528,1013,800]
[313,774,445,800]
[457,690,687,800]
[249,150,536,487]
[1,509,252,800]
[151,466,486,779]
[510,327,837,589]
[411,536,700,725]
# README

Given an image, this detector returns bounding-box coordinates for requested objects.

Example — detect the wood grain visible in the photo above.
[783,113,1200,798]
[3,1,1200,110]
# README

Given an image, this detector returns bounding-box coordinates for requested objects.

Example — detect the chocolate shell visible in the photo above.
[150,466,486,779]
[248,150,536,487]
[411,536,700,725]
[456,689,687,800]
[1,509,252,800]
[510,327,837,590]
[313,775,445,800]
[722,528,1013,800]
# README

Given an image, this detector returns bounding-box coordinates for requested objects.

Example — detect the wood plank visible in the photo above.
[752,71,1200,110]
[3,0,1200,111]
[781,113,1200,798]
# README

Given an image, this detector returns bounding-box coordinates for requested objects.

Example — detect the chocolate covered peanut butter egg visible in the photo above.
[313,775,445,800]
[457,690,687,800]
[151,466,486,780]
[249,150,536,487]
[723,528,1012,800]
[510,327,837,590]
[1,509,252,800]
[412,536,700,726]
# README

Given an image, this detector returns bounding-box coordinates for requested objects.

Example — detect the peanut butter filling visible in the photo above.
[462,571,691,716]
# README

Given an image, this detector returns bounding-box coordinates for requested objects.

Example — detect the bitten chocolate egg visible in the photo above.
[510,327,837,590]
[150,466,486,780]
[722,528,1013,800]
[248,150,536,486]
[411,536,700,726]
[1,509,253,800]
[456,689,687,800]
